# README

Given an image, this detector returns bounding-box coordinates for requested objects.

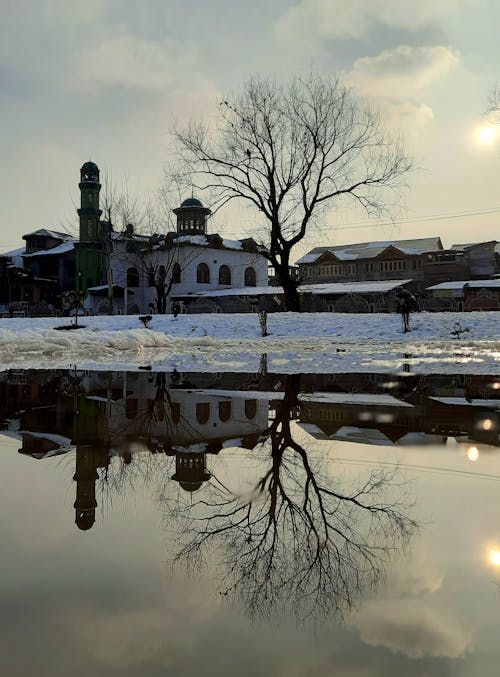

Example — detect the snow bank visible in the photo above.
[0,312,497,374]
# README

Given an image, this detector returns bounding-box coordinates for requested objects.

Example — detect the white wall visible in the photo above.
[84,237,268,315]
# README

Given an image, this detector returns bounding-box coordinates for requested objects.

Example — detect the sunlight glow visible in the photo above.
[467,446,479,462]
[479,127,495,143]
[489,549,500,567]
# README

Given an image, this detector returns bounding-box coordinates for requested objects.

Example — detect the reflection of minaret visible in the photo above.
[73,446,99,530]
[171,449,211,492]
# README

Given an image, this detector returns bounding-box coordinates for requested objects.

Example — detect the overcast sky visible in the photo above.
[1,0,499,260]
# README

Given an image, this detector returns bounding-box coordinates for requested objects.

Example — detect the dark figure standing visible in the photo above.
[171,301,181,318]
[396,290,416,333]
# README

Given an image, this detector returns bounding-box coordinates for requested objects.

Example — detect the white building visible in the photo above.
[86,196,268,315]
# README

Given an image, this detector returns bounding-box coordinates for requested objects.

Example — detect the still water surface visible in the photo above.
[0,368,499,676]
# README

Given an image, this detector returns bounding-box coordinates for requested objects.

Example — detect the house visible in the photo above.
[427,279,500,311]
[297,236,500,311]
[296,238,443,295]
[0,229,76,316]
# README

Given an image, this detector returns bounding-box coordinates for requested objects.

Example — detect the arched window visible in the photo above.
[196,402,210,424]
[197,262,210,284]
[218,400,231,422]
[127,267,139,288]
[219,265,231,285]
[172,262,181,284]
[244,266,256,287]
[244,399,257,420]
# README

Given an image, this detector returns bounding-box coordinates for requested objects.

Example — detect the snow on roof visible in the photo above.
[301,279,412,295]
[23,240,76,257]
[427,279,500,290]
[300,392,413,407]
[176,235,210,246]
[23,228,74,241]
[0,246,26,266]
[330,427,395,445]
[178,280,410,299]
[295,237,442,265]
[429,397,500,408]
[450,241,499,251]
[222,239,243,250]
[174,285,282,298]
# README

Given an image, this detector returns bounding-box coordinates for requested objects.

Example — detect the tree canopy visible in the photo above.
[174,73,412,310]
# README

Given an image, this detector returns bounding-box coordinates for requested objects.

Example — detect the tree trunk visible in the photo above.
[278,269,300,311]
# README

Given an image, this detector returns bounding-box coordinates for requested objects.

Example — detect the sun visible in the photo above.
[479,126,495,143]
[489,549,500,566]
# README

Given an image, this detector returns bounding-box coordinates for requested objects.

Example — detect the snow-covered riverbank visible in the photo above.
[0,312,498,373]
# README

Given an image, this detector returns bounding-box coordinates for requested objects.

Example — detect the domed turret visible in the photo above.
[173,196,211,236]
[171,450,210,492]
[80,161,100,184]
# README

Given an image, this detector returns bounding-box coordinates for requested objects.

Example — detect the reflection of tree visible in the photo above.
[173,375,418,622]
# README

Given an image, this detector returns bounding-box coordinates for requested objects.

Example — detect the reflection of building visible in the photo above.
[0,370,273,529]
[1,369,499,530]
[298,373,500,447]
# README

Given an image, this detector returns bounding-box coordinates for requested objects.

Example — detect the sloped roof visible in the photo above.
[23,240,76,257]
[301,279,412,295]
[427,279,500,290]
[296,237,443,265]
[22,228,74,241]
[175,279,410,299]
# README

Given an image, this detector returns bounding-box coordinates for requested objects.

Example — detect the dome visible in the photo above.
[81,161,99,172]
[180,197,203,208]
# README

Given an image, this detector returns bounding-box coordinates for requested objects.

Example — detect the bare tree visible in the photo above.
[124,233,200,314]
[173,73,412,310]
[171,375,418,622]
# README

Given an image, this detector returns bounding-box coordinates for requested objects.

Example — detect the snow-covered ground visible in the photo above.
[0,312,498,374]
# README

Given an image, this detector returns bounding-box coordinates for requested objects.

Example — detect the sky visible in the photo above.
[1,0,499,262]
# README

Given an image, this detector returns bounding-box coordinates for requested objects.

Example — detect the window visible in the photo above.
[196,402,210,424]
[219,265,231,285]
[346,263,357,276]
[218,400,231,422]
[148,268,155,287]
[197,262,210,283]
[244,266,256,286]
[127,267,139,287]
[380,260,407,272]
[366,262,375,273]
[319,264,342,277]
[172,263,181,284]
[244,399,257,419]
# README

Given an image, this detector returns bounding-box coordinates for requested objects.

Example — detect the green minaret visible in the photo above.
[76,161,103,291]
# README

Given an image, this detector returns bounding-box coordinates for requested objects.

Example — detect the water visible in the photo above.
[0,368,499,676]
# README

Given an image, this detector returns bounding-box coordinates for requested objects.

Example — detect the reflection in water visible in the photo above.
[172,375,417,621]
[1,368,499,620]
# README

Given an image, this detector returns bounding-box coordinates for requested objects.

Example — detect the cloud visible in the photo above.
[342,45,460,148]
[275,0,476,42]
[345,45,460,100]
[75,36,194,92]
[350,598,471,659]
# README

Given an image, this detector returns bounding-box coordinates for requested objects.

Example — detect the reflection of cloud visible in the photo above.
[387,547,444,597]
[276,0,474,42]
[346,46,460,100]
[351,598,471,659]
